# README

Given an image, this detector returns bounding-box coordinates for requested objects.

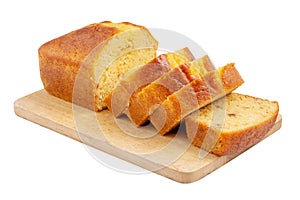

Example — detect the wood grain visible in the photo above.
[14,90,282,183]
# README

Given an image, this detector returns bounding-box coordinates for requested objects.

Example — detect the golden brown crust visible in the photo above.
[105,48,195,117]
[39,23,119,63]
[150,77,209,135]
[213,114,277,155]
[128,64,193,125]
[39,22,156,111]
[103,92,113,111]
[127,56,215,126]
[220,63,244,91]
[185,94,279,156]
[150,64,244,135]
[39,23,121,108]
[40,23,117,103]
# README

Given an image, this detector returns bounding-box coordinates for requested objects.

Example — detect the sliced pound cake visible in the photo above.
[39,21,158,111]
[150,63,244,135]
[127,55,215,126]
[185,93,279,156]
[104,48,194,117]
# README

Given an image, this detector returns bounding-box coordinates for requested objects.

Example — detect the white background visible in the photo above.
[1,0,299,199]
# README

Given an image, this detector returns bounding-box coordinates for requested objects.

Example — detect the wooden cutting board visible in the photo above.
[14,90,282,183]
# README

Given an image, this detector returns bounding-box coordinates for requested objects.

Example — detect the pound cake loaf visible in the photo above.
[127,55,215,126]
[39,21,158,111]
[104,48,194,117]
[150,63,244,135]
[185,93,279,156]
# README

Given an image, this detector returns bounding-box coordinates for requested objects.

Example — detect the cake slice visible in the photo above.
[150,63,244,135]
[185,93,279,156]
[104,48,195,117]
[127,55,215,126]
[39,21,158,111]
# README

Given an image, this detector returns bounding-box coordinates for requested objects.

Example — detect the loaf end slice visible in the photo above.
[185,93,279,156]
[104,48,195,117]
[150,63,244,135]
[127,55,215,126]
